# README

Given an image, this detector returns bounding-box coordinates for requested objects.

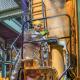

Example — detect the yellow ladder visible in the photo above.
[32,0,47,27]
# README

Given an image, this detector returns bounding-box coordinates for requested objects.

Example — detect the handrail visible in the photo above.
[24,38,58,43]
[10,33,21,48]
[23,13,72,71]
[23,14,72,51]
[58,65,71,80]
[10,49,21,80]
[10,14,72,47]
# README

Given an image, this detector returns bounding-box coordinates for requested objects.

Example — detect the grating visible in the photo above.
[0,0,19,12]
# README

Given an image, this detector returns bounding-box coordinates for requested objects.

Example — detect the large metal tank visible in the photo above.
[44,0,65,79]
[51,45,64,80]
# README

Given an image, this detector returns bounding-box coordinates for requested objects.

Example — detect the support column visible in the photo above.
[77,0,80,78]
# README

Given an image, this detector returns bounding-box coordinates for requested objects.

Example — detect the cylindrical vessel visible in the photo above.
[51,45,64,80]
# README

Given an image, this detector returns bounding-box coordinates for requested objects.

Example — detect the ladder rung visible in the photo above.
[32,10,42,14]
[32,2,42,5]
[32,4,42,8]
[32,12,42,16]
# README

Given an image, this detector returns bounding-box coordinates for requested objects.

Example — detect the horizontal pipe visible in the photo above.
[24,38,58,43]
[0,61,13,64]
[24,36,70,43]
[13,14,71,50]
[24,14,72,42]
[11,14,71,49]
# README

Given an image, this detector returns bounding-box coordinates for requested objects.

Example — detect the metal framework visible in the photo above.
[0,0,73,80]
[0,0,21,20]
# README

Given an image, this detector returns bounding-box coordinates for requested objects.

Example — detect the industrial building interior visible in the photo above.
[0,0,80,80]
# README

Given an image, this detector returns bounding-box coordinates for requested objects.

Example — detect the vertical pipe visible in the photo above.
[76,0,80,77]
[44,3,47,28]
[21,0,29,79]
[2,64,6,78]
[29,0,33,28]
[21,0,29,59]
[2,51,6,78]
[40,43,44,66]
[42,0,46,28]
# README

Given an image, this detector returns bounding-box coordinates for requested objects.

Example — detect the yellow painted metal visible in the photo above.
[51,45,64,80]
[75,0,80,78]
[0,77,9,80]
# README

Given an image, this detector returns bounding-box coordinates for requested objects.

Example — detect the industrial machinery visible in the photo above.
[0,0,78,80]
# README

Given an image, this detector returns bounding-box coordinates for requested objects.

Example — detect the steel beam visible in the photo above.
[0,8,22,20]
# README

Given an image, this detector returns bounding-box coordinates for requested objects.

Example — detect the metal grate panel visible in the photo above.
[0,0,19,12]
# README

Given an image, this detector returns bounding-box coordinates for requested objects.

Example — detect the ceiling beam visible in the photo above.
[0,8,22,20]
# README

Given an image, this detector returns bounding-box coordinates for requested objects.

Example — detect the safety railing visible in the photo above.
[0,40,21,79]
[22,13,72,80]
[32,0,47,28]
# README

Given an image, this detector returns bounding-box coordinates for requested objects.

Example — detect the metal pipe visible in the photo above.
[76,0,79,77]
[2,51,6,78]
[25,14,71,23]
[43,3,47,28]
[24,14,72,38]
[0,61,12,64]
[24,38,58,43]
[42,0,45,28]
[21,0,26,60]
[11,33,21,48]
[58,65,71,80]
[24,13,72,66]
